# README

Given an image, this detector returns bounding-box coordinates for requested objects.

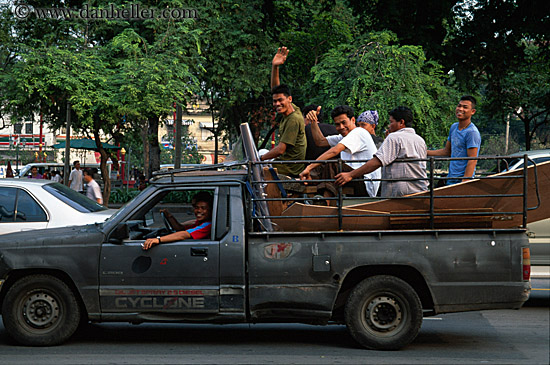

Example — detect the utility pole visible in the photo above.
[505,113,510,155]
[63,102,71,186]
[175,103,182,169]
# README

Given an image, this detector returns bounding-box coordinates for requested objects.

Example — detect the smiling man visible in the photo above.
[142,191,213,250]
[259,84,306,177]
[260,47,307,177]
[428,95,481,185]
[300,105,380,202]
[335,106,428,198]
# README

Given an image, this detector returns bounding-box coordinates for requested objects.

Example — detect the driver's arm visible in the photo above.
[143,230,192,250]
[160,209,185,231]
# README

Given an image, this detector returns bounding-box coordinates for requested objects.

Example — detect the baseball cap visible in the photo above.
[357,110,379,126]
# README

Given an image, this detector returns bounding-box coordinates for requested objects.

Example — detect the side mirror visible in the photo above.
[109,223,130,244]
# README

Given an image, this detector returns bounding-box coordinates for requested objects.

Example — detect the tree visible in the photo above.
[347,0,456,67]
[446,0,550,150]
[185,0,273,147]
[310,32,457,147]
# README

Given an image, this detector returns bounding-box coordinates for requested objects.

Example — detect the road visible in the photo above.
[0,302,548,365]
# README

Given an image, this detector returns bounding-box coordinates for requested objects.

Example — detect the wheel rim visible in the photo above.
[22,291,60,329]
[362,294,406,336]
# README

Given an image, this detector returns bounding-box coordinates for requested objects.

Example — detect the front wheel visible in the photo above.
[344,275,423,350]
[2,275,81,346]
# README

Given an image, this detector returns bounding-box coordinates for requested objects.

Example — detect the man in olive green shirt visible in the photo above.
[260,46,306,177]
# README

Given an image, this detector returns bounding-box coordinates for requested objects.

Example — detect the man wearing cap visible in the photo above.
[357,110,384,148]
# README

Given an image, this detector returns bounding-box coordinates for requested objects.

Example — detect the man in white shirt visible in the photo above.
[335,106,428,198]
[83,168,103,204]
[299,105,380,203]
[68,160,83,192]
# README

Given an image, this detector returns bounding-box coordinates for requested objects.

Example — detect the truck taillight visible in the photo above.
[522,247,531,281]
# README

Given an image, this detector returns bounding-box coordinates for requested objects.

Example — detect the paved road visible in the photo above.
[0,303,548,365]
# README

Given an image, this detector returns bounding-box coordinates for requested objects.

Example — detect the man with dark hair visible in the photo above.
[260,47,306,177]
[68,160,83,192]
[300,105,380,201]
[142,191,213,250]
[335,106,428,198]
[302,104,338,160]
[428,95,481,185]
[83,168,103,204]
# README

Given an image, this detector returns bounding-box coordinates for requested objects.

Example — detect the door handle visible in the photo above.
[191,247,208,256]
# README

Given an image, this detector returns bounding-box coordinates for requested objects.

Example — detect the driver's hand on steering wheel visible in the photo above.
[159,208,171,217]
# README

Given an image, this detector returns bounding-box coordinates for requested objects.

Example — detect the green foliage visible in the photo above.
[447,0,550,150]
[272,0,358,102]
[109,187,141,204]
[310,32,458,147]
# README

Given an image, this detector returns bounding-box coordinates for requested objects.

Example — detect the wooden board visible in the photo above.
[273,161,550,231]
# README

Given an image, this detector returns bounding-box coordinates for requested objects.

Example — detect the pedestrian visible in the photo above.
[51,170,62,183]
[427,95,481,185]
[83,168,103,204]
[28,166,43,179]
[68,160,83,192]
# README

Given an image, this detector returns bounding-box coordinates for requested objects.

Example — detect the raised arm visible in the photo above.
[308,107,329,147]
[271,47,288,89]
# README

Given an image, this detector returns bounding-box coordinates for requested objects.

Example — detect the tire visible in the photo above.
[2,275,81,346]
[344,275,423,350]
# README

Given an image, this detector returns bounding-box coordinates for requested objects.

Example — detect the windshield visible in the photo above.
[43,182,108,213]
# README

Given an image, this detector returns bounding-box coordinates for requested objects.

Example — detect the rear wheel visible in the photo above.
[2,275,81,346]
[344,275,423,350]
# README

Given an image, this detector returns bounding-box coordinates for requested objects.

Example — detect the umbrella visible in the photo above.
[52,138,121,151]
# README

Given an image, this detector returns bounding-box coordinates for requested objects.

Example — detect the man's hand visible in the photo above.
[306,106,321,124]
[272,47,289,66]
[335,172,353,186]
[299,168,312,182]
[142,237,160,250]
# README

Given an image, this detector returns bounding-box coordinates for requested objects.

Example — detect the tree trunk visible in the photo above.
[148,115,161,177]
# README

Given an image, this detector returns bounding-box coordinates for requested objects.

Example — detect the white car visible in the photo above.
[0,179,116,235]
[496,149,550,172]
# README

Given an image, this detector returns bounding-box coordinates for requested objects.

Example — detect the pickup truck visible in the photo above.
[0,161,532,350]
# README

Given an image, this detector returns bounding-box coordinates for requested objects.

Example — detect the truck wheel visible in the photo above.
[344,275,423,350]
[2,275,81,346]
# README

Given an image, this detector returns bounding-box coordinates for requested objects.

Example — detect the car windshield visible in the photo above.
[43,182,108,213]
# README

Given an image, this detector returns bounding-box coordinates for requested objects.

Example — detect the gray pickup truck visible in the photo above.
[0,162,532,350]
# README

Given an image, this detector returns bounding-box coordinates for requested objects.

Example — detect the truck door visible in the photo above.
[99,188,220,314]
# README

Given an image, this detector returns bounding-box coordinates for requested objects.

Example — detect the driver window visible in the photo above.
[122,189,215,242]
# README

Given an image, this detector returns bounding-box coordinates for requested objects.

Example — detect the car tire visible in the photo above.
[2,275,81,346]
[344,275,423,350]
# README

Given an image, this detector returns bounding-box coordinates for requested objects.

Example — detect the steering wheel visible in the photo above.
[160,210,176,233]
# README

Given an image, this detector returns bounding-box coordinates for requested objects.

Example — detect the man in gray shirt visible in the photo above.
[335,106,428,197]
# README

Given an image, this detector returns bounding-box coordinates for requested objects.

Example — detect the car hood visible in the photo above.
[0,224,105,248]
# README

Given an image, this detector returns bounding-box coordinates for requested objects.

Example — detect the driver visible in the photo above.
[142,191,213,250]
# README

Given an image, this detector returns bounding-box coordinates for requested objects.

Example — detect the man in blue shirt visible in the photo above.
[428,96,481,185]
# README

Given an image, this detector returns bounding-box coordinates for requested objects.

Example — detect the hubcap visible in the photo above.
[365,296,402,332]
[22,292,60,328]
